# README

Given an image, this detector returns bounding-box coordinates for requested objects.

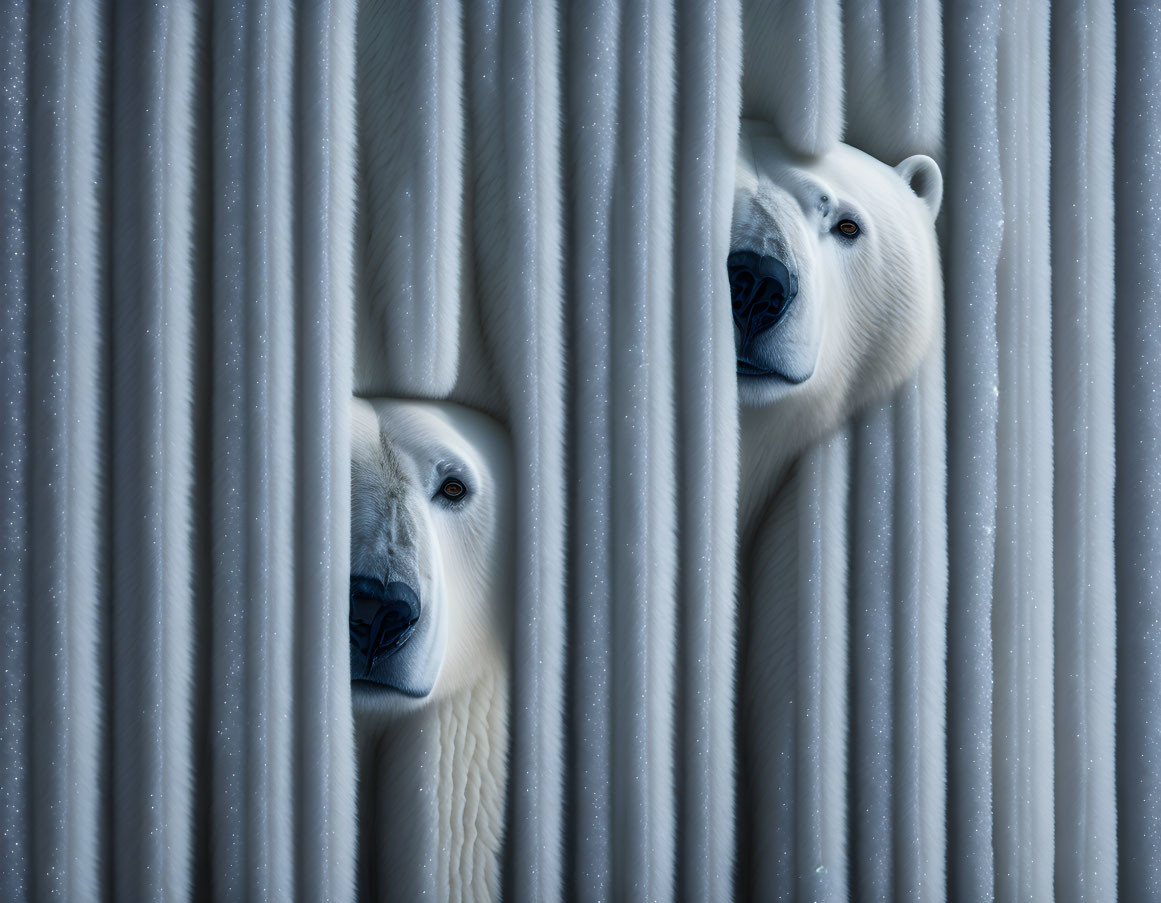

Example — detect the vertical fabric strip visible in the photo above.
[944,2,1003,899]
[108,1,196,899]
[0,3,31,897]
[27,1,102,897]
[1052,1,1117,901]
[1114,2,1161,899]
[295,0,359,900]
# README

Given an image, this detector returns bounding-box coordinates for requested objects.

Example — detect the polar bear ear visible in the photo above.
[895,155,943,219]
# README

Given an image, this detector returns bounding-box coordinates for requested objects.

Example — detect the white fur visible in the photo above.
[733,122,944,899]
[350,398,512,903]
[732,120,943,543]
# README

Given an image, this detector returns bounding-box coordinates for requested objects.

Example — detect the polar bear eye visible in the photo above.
[836,219,860,238]
[437,477,468,502]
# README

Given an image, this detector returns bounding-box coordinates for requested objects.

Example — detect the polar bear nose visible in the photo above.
[349,576,421,678]
[728,250,798,347]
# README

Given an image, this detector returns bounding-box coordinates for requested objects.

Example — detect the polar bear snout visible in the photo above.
[729,250,799,353]
[349,575,421,680]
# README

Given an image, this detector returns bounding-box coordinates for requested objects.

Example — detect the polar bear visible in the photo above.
[730,121,943,898]
[349,397,512,903]
[731,118,943,541]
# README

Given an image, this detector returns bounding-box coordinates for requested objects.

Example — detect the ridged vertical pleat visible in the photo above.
[740,467,802,901]
[108,2,195,900]
[295,2,358,900]
[843,326,949,903]
[564,3,619,898]
[2,2,1149,899]
[944,3,1003,899]
[845,5,950,895]
[843,0,943,160]
[737,429,848,903]
[993,3,1054,898]
[1051,3,1117,902]
[355,0,463,397]
[463,2,567,899]
[355,712,440,900]
[1115,4,1161,899]
[0,4,31,899]
[740,0,842,156]
[674,1,740,900]
[814,432,851,902]
[913,349,950,903]
[208,4,297,896]
[758,433,851,903]
[26,1,102,898]
[611,1,678,898]
[206,3,358,899]
[849,403,897,900]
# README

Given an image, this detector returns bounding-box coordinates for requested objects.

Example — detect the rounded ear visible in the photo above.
[895,154,943,219]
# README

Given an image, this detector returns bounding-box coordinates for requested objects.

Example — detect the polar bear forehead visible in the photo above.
[738,119,938,227]
[358,398,511,494]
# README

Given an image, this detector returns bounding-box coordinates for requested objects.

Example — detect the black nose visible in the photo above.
[349,576,421,678]
[728,250,798,347]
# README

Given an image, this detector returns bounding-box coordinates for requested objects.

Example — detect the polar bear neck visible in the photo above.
[434,669,508,902]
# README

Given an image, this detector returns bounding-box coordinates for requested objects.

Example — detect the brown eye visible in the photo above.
[837,219,860,237]
[438,477,467,501]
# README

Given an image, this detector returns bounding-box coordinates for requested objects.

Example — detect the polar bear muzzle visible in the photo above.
[349,575,421,680]
[729,249,799,362]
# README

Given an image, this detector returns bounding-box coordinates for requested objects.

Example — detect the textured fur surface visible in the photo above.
[350,398,512,903]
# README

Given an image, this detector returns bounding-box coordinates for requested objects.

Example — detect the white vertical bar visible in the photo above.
[849,402,896,900]
[740,470,801,901]
[462,1,567,898]
[296,0,359,899]
[993,1,1054,898]
[817,431,851,902]
[844,0,944,160]
[611,0,679,897]
[209,4,301,895]
[354,0,463,397]
[27,0,102,897]
[1051,2,1116,901]
[674,0,740,898]
[917,345,949,903]
[1114,3,1161,899]
[797,432,851,903]
[108,1,196,899]
[944,3,1003,899]
[740,0,843,156]
[564,2,619,896]
[0,3,32,897]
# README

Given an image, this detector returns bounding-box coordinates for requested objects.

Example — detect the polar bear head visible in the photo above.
[731,119,942,464]
[349,398,512,707]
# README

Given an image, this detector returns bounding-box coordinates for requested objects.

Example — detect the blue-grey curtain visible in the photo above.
[0,0,1151,901]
